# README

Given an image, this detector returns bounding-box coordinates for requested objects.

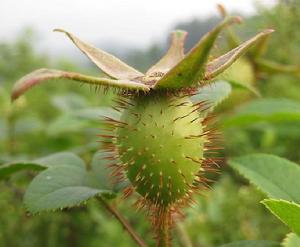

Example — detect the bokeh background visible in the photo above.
[1,0,300,246]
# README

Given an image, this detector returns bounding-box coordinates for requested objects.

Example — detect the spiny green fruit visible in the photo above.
[117,94,204,206]
[11,15,273,246]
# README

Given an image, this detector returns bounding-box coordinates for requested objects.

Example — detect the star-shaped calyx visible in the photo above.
[11,16,273,101]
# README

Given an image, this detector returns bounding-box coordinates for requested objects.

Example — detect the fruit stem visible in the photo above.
[156,210,172,247]
[97,197,148,247]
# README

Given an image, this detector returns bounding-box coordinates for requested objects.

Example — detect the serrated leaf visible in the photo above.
[205,29,274,79]
[89,152,128,193]
[282,233,300,247]
[219,240,280,247]
[89,152,113,190]
[223,98,300,127]
[34,152,85,168]
[220,240,280,247]
[24,165,112,213]
[0,152,84,179]
[228,154,300,203]
[146,30,187,75]
[262,199,300,236]
[154,16,240,89]
[54,29,144,79]
[190,80,232,115]
[11,69,149,101]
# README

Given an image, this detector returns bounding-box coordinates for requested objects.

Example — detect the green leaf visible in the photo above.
[282,233,300,247]
[89,152,113,190]
[262,199,300,236]
[89,152,128,193]
[34,152,85,168]
[11,69,149,101]
[146,30,187,75]
[190,80,232,115]
[205,29,274,79]
[228,154,300,203]
[219,240,280,247]
[24,165,112,213]
[223,99,300,127]
[0,152,84,179]
[154,16,240,89]
[54,29,144,79]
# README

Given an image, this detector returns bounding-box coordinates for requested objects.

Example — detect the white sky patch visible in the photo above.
[0,0,277,54]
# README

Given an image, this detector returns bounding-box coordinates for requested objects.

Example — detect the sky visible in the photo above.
[0,0,277,54]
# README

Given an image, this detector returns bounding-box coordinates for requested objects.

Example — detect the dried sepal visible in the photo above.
[204,29,274,80]
[154,16,241,89]
[146,30,187,75]
[250,34,272,58]
[54,29,144,80]
[216,4,228,18]
[218,4,271,59]
[11,69,150,101]
[217,4,275,60]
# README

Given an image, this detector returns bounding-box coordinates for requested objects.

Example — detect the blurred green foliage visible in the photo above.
[184,175,287,246]
[1,1,300,247]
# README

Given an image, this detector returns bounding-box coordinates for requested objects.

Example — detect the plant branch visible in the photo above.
[97,197,148,247]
